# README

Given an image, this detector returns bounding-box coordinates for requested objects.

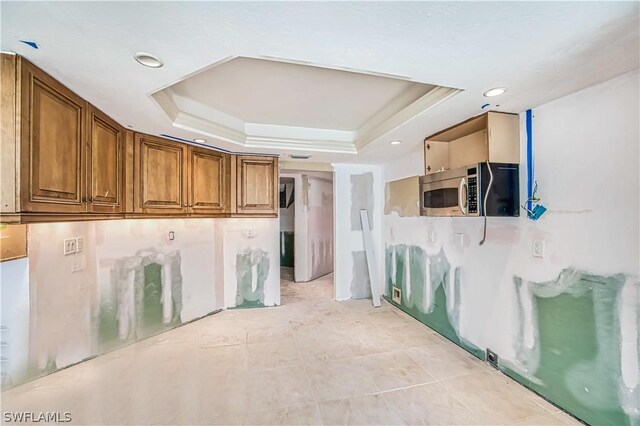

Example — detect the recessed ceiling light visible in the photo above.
[390,140,402,145]
[193,138,206,143]
[483,87,507,97]
[134,52,163,68]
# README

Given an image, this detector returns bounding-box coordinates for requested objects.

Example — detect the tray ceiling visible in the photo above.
[152,56,459,154]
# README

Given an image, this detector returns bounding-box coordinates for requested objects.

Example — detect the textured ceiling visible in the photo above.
[1,1,638,164]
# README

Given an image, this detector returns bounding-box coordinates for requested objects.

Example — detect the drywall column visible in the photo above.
[333,164,384,301]
[281,172,334,282]
[305,174,334,280]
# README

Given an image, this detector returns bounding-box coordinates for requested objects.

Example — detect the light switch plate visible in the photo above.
[76,237,84,253]
[532,240,545,258]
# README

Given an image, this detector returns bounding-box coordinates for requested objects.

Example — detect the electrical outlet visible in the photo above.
[63,238,77,255]
[486,349,499,368]
[532,240,545,258]
[391,287,402,304]
[168,231,175,241]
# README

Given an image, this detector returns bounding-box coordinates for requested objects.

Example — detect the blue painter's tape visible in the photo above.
[19,40,39,49]
[526,109,533,214]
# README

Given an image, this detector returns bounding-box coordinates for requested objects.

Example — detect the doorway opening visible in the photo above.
[279,171,334,294]
[279,177,295,282]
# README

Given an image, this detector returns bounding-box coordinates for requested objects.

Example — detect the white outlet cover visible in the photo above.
[532,240,545,258]
[391,286,402,304]
[64,238,77,255]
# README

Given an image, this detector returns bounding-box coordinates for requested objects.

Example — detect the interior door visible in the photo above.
[134,134,187,215]
[86,105,124,213]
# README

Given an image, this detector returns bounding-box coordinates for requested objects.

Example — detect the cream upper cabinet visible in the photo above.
[424,111,519,175]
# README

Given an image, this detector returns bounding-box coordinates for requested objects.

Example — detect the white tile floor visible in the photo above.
[1,271,581,425]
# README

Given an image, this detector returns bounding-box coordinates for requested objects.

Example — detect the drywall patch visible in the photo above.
[384,244,481,358]
[98,248,183,352]
[350,172,374,231]
[235,248,270,308]
[384,176,420,217]
[350,250,371,299]
[506,268,640,426]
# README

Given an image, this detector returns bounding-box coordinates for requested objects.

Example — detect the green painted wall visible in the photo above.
[98,252,183,353]
[384,244,483,359]
[235,248,270,308]
[280,231,294,268]
[385,244,639,426]
[504,269,636,426]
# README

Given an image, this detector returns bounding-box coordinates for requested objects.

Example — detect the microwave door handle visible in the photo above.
[459,177,467,216]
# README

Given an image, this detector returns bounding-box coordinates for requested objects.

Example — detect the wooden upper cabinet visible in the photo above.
[86,105,125,213]
[134,134,188,214]
[1,54,279,222]
[19,59,86,213]
[188,147,229,215]
[235,155,278,215]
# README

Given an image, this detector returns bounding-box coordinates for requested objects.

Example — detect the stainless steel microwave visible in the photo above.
[419,163,520,217]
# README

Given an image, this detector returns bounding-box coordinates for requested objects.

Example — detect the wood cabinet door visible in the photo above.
[134,134,187,215]
[236,155,278,214]
[86,105,124,213]
[20,59,86,213]
[188,147,229,215]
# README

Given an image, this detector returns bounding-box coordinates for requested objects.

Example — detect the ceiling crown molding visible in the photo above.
[150,56,460,154]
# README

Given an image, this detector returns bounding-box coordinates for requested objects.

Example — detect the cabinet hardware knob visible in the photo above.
[427,166,431,172]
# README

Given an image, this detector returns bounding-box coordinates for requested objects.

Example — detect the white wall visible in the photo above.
[0,216,280,389]
[305,175,334,280]
[0,258,30,388]
[281,172,334,282]
[333,164,384,301]
[383,69,639,425]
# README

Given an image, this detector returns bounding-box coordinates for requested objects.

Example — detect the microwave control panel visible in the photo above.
[467,176,478,214]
